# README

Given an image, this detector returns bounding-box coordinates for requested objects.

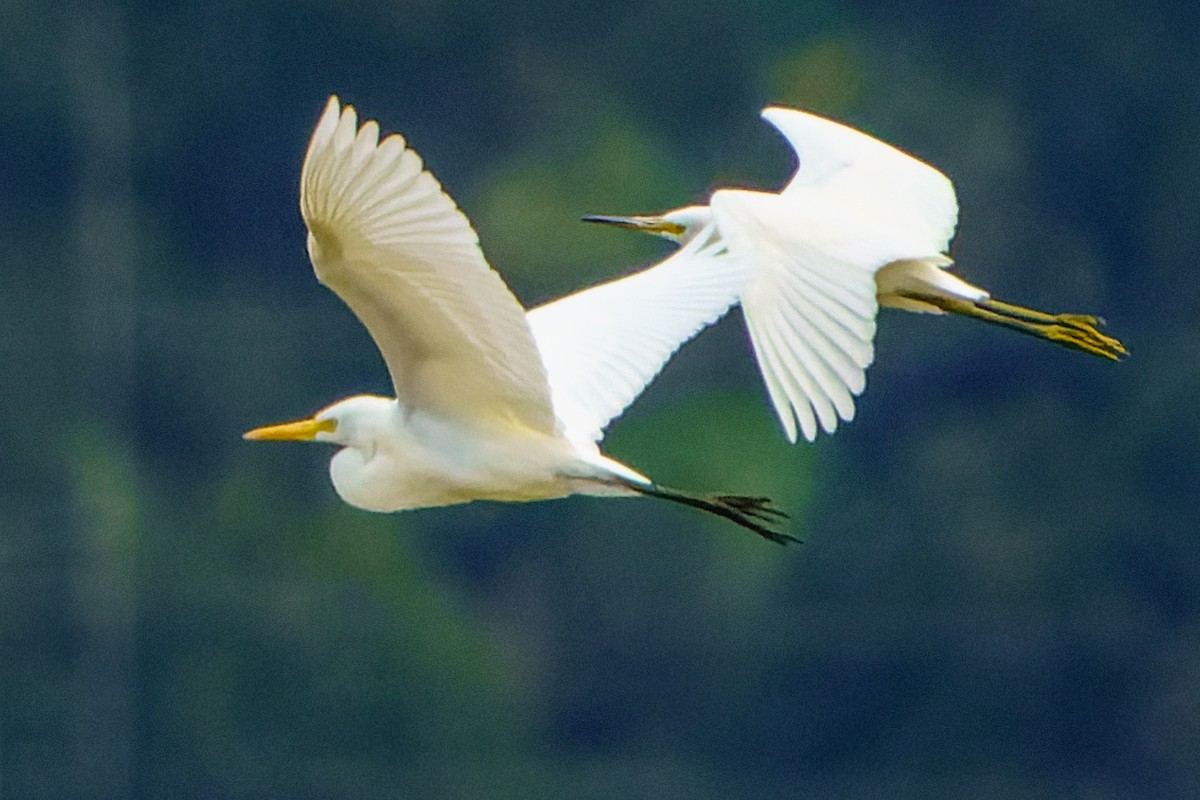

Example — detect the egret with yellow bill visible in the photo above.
[245,98,1123,543]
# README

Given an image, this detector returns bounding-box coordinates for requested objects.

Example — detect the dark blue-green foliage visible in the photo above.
[3,0,1197,797]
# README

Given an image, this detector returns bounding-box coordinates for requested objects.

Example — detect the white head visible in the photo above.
[582,205,713,247]
[244,394,401,510]
[243,394,396,449]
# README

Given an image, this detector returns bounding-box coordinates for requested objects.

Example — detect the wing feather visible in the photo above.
[774,280,868,396]
[712,190,904,442]
[761,106,959,253]
[525,229,748,442]
[762,288,857,429]
[750,305,828,439]
[299,97,555,433]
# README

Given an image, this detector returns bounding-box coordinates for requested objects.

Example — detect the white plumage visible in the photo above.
[245,97,796,542]
[586,107,1125,441]
[246,98,1123,542]
[300,100,557,435]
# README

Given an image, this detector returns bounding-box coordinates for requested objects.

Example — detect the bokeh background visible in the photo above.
[3,0,1198,797]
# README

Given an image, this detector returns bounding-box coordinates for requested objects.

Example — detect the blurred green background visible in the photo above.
[3,0,1198,797]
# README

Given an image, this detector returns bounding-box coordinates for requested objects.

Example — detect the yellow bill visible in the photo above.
[243,416,337,441]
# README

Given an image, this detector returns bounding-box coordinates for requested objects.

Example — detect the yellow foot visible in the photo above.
[1043,322,1128,361]
[899,293,1129,361]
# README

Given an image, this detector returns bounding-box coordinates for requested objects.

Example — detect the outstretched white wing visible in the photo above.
[696,108,962,442]
[762,106,959,252]
[713,188,939,443]
[300,96,556,433]
[526,227,749,443]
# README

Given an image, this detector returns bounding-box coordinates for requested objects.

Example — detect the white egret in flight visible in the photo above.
[587,106,1126,442]
[245,97,795,542]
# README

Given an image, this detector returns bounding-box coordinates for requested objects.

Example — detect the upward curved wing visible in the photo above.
[713,189,939,443]
[761,107,959,253]
[526,227,749,443]
[300,97,556,433]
